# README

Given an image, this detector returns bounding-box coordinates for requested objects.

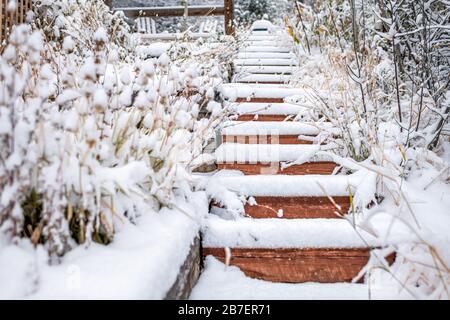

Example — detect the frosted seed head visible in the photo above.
[157,53,170,68]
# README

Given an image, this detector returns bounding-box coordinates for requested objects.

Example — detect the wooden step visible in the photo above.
[234,58,298,66]
[222,134,313,144]
[236,52,295,59]
[235,65,298,74]
[218,162,336,176]
[220,121,329,144]
[243,196,349,218]
[221,84,308,104]
[211,195,350,219]
[235,74,292,83]
[202,247,394,283]
[239,46,292,53]
[236,97,285,103]
[236,114,293,121]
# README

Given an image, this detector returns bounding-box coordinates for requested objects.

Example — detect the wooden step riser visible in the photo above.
[203,248,394,283]
[236,81,288,85]
[236,114,294,121]
[217,162,337,176]
[245,196,350,219]
[236,98,285,103]
[222,135,313,145]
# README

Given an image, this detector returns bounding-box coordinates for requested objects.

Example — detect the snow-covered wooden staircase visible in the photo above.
[199,21,394,287]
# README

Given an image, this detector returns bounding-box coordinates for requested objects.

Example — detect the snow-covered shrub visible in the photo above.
[33,0,137,62]
[0,3,229,260]
[235,0,292,27]
[287,0,450,299]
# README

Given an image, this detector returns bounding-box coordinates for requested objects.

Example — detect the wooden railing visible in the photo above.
[107,0,235,35]
[0,0,32,47]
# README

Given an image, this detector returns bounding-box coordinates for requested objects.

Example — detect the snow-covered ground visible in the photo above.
[191,257,414,300]
[0,193,207,299]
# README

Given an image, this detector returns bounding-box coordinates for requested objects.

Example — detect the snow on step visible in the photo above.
[220,84,310,101]
[221,121,326,136]
[248,30,272,36]
[190,257,409,300]
[229,102,310,116]
[234,58,298,66]
[245,35,290,42]
[215,143,333,164]
[243,40,293,47]
[208,172,361,197]
[240,46,292,53]
[202,216,380,249]
[235,74,292,83]
[235,65,299,74]
[236,52,295,60]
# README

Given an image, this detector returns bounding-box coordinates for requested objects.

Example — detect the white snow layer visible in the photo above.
[236,52,295,59]
[235,65,299,74]
[207,171,364,197]
[0,193,208,300]
[229,102,310,115]
[235,74,292,83]
[220,84,312,100]
[190,257,413,300]
[234,58,298,66]
[221,121,332,135]
[215,143,333,163]
[202,215,382,249]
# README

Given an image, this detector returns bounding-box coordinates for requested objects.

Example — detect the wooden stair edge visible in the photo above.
[222,134,314,144]
[235,98,285,103]
[217,162,337,176]
[235,114,295,121]
[202,247,396,283]
[210,195,349,219]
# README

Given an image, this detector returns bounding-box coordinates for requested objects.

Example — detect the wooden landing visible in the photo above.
[217,162,337,175]
[203,247,384,283]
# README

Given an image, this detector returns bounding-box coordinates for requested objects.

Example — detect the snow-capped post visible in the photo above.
[224,0,235,35]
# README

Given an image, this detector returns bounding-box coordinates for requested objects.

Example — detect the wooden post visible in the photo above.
[224,0,234,35]
[1,0,4,45]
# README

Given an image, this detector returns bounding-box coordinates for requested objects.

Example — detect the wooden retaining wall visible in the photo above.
[165,236,202,300]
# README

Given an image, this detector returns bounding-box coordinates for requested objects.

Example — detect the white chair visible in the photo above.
[199,19,218,34]
[136,17,157,34]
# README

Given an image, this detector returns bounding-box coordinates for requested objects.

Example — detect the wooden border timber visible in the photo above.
[109,1,235,35]
[165,236,201,300]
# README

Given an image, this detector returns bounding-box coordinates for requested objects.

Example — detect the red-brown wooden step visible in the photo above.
[203,247,387,283]
[236,114,294,121]
[222,134,313,145]
[218,162,337,175]
[236,98,284,103]
[237,81,287,85]
[245,196,350,219]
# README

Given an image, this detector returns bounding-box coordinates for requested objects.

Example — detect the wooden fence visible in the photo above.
[107,0,235,35]
[0,0,32,47]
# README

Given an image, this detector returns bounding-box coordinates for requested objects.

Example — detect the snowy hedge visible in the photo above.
[0,1,229,260]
